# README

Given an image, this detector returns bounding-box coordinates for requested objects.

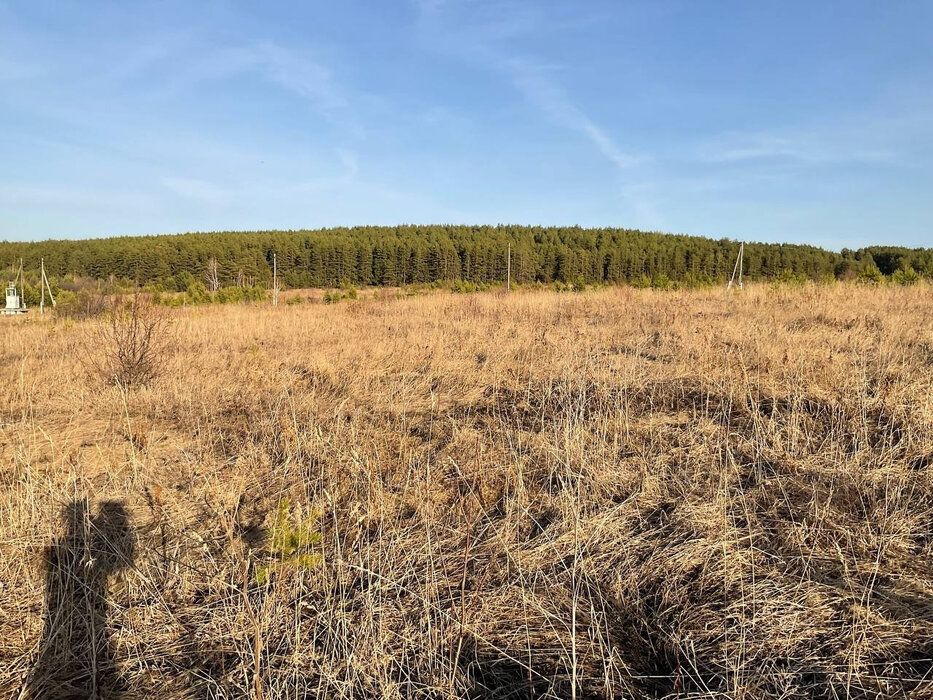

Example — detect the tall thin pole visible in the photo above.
[727,242,744,291]
[273,252,278,307]
[506,243,511,292]
[17,259,24,309]
[42,260,55,310]
[737,243,744,290]
[40,258,45,314]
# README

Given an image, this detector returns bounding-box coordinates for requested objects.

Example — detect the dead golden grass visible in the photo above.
[2,283,933,698]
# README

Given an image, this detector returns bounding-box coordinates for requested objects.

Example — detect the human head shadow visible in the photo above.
[25,499,135,699]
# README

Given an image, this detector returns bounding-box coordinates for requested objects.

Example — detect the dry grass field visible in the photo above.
[2,284,933,699]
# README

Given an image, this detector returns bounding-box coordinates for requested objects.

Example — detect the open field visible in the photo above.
[2,284,933,699]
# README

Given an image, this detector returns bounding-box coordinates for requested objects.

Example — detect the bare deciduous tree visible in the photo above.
[204,257,220,293]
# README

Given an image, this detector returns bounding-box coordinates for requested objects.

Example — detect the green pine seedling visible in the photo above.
[255,498,322,586]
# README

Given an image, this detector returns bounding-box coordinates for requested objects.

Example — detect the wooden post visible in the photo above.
[39,258,45,314]
[507,243,511,292]
[273,253,278,307]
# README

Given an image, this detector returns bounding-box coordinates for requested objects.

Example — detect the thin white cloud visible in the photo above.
[696,132,896,165]
[507,58,645,170]
[692,105,933,168]
[159,42,345,114]
[254,43,345,112]
[416,2,646,174]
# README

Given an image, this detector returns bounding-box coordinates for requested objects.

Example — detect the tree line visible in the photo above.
[1,225,928,291]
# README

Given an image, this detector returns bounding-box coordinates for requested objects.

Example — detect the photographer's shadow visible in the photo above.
[25,499,135,699]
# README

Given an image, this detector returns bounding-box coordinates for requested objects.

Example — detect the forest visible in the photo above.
[1,225,930,292]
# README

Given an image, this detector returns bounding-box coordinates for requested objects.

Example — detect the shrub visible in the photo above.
[216,286,245,304]
[185,281,212,305]
[682,272,716,288]
[245,285,267,302]
[651,274,676,291]
[771,269,807,289]
[856,263,886,286]
[451,280,478,294]
[892,267,921,286]
[630,275,652,289]
[834,259,858,281]
[92,293,173,389]
[55,288,107,320]
[339,280,359,299]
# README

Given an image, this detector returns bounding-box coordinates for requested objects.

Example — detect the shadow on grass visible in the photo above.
[24,499,135,699]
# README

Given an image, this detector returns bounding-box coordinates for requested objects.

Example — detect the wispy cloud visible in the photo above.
[158,147,362,205]
[154,42,345,114]
[251,43,346,112]
[696,131,896,166]
[506,58,645,170]
[416,0,645,174]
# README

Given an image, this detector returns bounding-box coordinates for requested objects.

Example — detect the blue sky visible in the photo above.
[0,0,931,248]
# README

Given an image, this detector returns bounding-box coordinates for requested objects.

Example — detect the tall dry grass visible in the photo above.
[1,283,933,698]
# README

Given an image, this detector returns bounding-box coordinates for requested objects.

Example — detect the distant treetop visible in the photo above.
[1,225,928,290]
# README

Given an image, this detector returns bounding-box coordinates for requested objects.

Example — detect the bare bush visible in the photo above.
[92,292,173,388]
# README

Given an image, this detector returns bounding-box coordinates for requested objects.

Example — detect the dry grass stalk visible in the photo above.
[1,283,932,698]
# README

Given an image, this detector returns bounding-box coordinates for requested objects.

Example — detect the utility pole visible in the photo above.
[18,259,25,310]
[42,258,55,312]
[738,243,743,289]
[272,252,279,306]
[507,243,511,292]
[727,242,744,291]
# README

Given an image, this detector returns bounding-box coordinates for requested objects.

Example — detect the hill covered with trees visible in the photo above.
[0,225,926,292]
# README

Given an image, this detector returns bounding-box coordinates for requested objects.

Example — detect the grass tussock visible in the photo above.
[1,284,933,698]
